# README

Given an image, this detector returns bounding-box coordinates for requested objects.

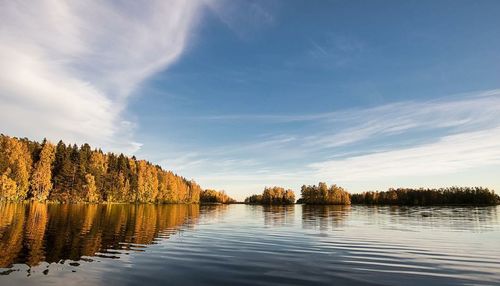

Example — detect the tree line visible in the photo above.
[244,186,295,205]
[2,134,498,206]
[0,134,202,203]
[200,189,236,204]
[350,187,500,205]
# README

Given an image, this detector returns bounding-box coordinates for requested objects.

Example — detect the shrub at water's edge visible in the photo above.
[350,187,500,206]
[244,187,295,205]
[0,134,202,203]
[200,189,236,204]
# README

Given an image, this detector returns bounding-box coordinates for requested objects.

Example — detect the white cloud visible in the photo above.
[0,1,202,153]
[309,127,500,182]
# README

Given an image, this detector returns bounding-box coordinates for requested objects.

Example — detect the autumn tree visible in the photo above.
[0,135,32,200]
[88,150,107,201]
[30,140,55,201]
[84,174,99,203]
[0,173,17,201]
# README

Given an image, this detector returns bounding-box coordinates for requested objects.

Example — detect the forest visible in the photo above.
[350,187,500,205]
[244,186,295,205]
[200,189,236,204]
[0,135,202,203]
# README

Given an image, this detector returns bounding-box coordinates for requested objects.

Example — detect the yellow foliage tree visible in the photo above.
[0,136,32,200]
[84,173,99,203]
[31,141,55,201]
[0,173,17,201]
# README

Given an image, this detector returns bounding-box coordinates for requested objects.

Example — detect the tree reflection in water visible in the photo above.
[263,205,295,227]
[301,205,351,231]
[0,202,200,269]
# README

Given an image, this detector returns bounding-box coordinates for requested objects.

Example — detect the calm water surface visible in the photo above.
[0,203,499,285]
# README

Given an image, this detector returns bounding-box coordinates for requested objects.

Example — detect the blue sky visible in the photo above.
[1,1,500,199]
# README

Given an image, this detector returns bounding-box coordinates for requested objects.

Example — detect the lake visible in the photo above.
[0,203,499,285]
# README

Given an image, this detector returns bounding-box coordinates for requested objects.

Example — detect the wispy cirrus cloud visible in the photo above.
[309,127,500,182]
[204,0,275,40]
[0,1,203,153]
[195,88,499,119]
[195,89,500,151]
[303,90,500,150]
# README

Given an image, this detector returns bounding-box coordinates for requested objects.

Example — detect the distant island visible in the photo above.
[350,187,500,206]
[298,183,352,205]
[244,186,296,205]
[1,134,498,206]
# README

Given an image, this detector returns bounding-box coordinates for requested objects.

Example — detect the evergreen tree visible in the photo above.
[51,141,73,201]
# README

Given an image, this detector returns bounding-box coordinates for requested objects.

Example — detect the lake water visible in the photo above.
[0,203,499,285]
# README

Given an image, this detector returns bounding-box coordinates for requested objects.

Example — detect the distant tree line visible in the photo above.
[350,187,500,206]
[244,184,499,206]
[0,135,202,203]
[244,187,295,205]
[200,189,236,204]
[299,182,351,205]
